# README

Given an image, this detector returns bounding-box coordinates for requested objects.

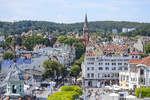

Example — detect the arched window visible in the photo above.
[12,85,17,93]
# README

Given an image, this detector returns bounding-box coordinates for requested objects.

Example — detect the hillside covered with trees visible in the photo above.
[0,20,150,36]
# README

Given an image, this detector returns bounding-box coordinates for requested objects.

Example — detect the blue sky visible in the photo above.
[0,0,150,23]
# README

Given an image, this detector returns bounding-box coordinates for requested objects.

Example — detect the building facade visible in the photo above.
[82,44,141,87]
[119,56,150,90]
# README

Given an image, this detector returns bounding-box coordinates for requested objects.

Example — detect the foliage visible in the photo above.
[48,91,78,100]
[57,36,85,59]
[120,24,150,37]
[70,65,80,79]
[2,52,14,60]
[61,86,83,96]
[22,35,50,50]
[48,86,82,100]
[1,20,150,35]
[141,54,148,58]
[42,59,64,79]
[145,42,150,54]
[135,87,150,98]
[73,53,85,68]
[74,42,85,59]
[70,53,85,79]
[60,66,68,79]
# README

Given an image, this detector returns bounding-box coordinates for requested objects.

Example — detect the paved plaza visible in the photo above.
[83,88,143,100]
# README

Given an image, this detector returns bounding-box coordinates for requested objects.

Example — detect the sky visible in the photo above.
[0,0,150,23]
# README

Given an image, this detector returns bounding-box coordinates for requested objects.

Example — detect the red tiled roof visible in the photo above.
[128,56,150,66]
[86,53,95,56]
[140,56,150,66]
[128,59,142,64]
[99,45,129,54]
[24,54,31,59]
[130,51,144,55]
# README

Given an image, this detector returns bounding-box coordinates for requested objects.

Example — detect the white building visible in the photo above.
[112,29,118,34]
[122,28,136,33]
[35,44,76,66]
[119,56,150,90]
[82,44,140,87]
[122,28,128,33]
[128,28,136,32]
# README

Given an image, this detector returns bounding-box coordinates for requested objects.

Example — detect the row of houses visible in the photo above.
[81,37,150,90]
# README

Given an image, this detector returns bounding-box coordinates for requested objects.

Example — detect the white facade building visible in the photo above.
[81,44,140,87]
[122,28,136,33]
[119,56,150,90]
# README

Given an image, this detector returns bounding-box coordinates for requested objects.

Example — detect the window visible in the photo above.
[87,62,94,65]
[112,63,116,65]
[87,67,89,70]
[124,67,128,71]
[115,73,119,77]
[87,73,90,78]
[136,56,138,58]
[140,69,144,75]
[124,63,127,65]
[99,63,103,65]
[99,67,103,70]
[118,63,122,65]
[105,63,109,65]
[127,76,129,82]
[112,67,116,70]
[118,67,122,70]
[91,73,94,78]
[105,67,109,70]
[98,73,100,78]
[132,56,134,58]
[12,85,17,93]
[92,67,94,70]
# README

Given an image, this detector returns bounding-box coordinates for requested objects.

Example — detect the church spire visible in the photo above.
[83,13,88,34]
[83,13,89,46]
[84,13,88,28]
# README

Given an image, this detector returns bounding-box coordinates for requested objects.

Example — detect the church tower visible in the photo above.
[83,13,89,46]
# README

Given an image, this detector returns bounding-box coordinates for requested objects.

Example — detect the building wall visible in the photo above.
[82,55,132,87]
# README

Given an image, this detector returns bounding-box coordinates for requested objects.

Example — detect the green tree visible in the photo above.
[57,36,68,43]
[73,53,85,68]
[60,66,68,79]
[48,86,82,100]
[57,36,85,59]
[23,36,34,51]
[42,60,63,80]
[2,52,14,60]
[70,65,80,81]
[74,42,85,59]
[16,36,22,46]
[145,42,150,54]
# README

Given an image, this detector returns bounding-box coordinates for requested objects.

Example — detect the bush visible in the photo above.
[135,87,150,98]
[48,91,78,100]
[61,85,83,96]
[48,86,83,100]
[2,52,14,60]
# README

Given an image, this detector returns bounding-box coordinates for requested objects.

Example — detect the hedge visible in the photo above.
[47,86,83,100]
[61,85,83,96]
[136,87,150,98]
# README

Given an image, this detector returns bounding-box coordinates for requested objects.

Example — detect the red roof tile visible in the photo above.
[140,56,150,66]
[130,51,144,55]
[86,53,95,56]
[128,59,142,64]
